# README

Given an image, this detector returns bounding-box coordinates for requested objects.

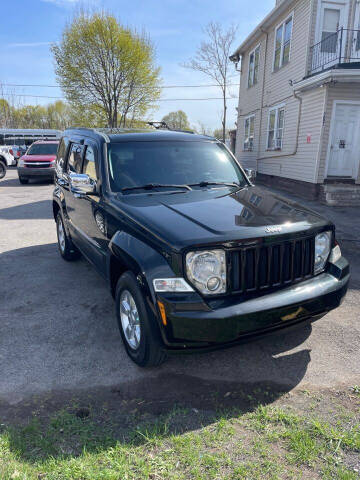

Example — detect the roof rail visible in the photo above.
[147,121,194,134]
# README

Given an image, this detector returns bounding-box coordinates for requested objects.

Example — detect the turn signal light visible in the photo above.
[157,301,167,326]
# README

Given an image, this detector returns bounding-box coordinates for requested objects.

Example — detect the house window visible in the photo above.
[248,45,260,87]
[250,193,262,206]
[267,105,285,150]
[244,115,255,151]
[274,15,293,70]
[321,8,340,53]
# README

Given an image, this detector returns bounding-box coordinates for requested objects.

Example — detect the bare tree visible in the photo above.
[183,22,237,143]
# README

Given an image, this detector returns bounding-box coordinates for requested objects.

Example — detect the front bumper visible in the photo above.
[156,257,350,352]
[18,167,55,178]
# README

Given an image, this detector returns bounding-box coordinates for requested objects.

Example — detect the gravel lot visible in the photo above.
[0,168,359,405]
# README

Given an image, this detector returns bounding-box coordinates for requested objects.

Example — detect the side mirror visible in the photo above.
[245,168,257,183]
[70,172,97,195]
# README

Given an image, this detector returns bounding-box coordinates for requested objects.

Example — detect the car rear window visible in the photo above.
[27,144,58,155]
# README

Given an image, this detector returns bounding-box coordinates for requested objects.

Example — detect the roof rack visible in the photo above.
[147,121,169,130]
[147,121,194,134]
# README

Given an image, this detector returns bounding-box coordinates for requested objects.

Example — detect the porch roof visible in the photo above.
[292,68,360,92]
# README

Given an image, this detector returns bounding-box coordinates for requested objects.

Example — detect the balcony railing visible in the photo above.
[309,28,360,76]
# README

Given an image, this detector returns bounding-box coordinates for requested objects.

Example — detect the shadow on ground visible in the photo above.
[0,175,53,189]
[0,241,315,461]
[0,199,53,220]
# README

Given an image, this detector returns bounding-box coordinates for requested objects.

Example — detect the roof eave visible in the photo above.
[230,0,293,59]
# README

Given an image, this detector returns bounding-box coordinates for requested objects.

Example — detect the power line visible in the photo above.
[2,82,240,89]
[2,93,234,101]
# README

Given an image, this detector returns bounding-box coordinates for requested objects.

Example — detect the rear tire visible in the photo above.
[0,161,6,180]
[19,176,29,184]
[56,212,81,261]
[115,271,167,367]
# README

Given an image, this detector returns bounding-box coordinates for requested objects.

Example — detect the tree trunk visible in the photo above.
[222,86,227,143]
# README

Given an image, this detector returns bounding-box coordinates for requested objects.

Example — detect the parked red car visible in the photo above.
[17,140,59,184]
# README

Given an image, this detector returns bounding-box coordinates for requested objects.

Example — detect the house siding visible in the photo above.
[258,87,325,183]
[236,0,319,182]
[235,0,360,188]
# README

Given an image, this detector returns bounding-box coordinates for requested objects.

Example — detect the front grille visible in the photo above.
[229,236,315,294]
[25,162,51,169]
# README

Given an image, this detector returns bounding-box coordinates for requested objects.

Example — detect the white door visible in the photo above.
[313,2,347,71]
[327,104,360,178]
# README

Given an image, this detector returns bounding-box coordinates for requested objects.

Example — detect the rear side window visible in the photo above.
[57,138,69,170]
[83,146,97,180]
[67,143,84,173]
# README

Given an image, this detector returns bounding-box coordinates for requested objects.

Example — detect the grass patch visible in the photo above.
[0,388,359,479]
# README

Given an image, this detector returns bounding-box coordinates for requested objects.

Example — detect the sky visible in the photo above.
[0,0,274,131]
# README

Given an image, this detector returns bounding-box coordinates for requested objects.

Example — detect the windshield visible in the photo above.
[108,141,247,192]
[27,143,58,155]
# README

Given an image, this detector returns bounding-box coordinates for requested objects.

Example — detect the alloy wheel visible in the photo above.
[120,290,141,349]
[57,218,66,253]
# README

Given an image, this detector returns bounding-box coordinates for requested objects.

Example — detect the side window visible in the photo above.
[244,115,255,151]
[267,105,285,150]
[67,143,84,173]
[273,15,293,71]
[56,137,69,171]
[83,146,97,180]
[248,45,260,88]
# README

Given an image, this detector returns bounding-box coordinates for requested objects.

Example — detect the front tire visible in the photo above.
[56,212,80,261]
[115,271,167,367]
[0,162,7,180]
[19,176,29,184]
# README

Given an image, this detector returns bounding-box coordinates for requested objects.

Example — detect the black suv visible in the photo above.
[53,128,350,367]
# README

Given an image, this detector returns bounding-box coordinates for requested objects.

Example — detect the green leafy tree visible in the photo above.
[0,98,12,128]
[161,110,191,130]
[52,12,161,128]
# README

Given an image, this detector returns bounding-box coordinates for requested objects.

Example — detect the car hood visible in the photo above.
[113,186,330,251]
[21,154,56,162]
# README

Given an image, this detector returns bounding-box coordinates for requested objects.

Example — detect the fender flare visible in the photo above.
[52,192,71,236]
[108,231,177,304]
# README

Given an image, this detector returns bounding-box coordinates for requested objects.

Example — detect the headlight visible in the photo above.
[314,231,331,274]
[18,159,25,167]
[186,250,226,295]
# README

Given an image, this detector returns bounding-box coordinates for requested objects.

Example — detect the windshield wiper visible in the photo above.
[121,183,192,193]
[189,181,242,189]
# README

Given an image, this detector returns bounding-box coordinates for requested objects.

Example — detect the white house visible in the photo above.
[230,0,360,205]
